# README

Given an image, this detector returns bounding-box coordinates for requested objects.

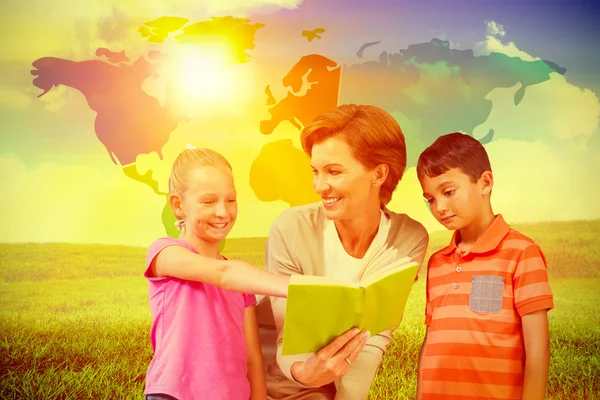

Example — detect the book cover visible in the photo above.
[281,251,419,356]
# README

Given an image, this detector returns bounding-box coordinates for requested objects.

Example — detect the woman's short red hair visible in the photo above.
[300,104,406,205]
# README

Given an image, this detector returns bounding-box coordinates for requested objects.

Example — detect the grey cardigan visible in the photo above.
[256,202,429,400]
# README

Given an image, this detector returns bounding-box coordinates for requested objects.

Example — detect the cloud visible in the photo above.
[475,20,537,61]
[38,86,71,112]
[474,73,600,146]
[1,0,304,63]
[0,86,31,109]
[199,0,302,15]
[2,129,599,248]
[486,138,600,223]
[387,136,600,234]
[387,167,441,233]
[0,154,166,246]
[485,20,506,37]
[0,125,291,246]
[477,36,537,61]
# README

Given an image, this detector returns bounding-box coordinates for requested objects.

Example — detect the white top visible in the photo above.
[323,210,392,283]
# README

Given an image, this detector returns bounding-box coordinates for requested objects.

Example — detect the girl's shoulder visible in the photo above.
[148,237,192,251]
[146,237,196,266]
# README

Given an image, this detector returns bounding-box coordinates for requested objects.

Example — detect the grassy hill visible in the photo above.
[1,219,598,283]
[1,219,599,399]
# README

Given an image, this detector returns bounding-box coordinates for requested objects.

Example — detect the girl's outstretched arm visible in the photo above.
[148,245,289,298]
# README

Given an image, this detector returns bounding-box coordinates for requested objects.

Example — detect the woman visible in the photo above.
[256,104,429,399]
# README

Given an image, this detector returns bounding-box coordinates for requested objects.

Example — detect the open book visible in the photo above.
[281,247,419,356]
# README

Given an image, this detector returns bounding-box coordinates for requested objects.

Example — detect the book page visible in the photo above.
[360,263,419,334]
[360,256,416,287]
[362,242,395,270]
[289,274,358,288]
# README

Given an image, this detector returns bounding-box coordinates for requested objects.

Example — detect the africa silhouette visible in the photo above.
[250,140,320,207]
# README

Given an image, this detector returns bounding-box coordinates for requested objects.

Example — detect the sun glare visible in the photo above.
[175,44,234,101]
[159,41,258,118]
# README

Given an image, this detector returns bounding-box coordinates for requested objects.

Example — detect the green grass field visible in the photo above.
[1,220,599,399]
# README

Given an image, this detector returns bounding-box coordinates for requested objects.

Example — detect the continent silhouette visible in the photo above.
[252,38,565,208]
[31,54,183,166]
[260,54,341,135]
[250,140,320,207]
[302,28,326,42]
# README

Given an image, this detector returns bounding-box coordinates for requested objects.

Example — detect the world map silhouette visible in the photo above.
[30,16,565,239]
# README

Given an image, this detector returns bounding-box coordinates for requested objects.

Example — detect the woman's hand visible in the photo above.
[290,327,371,388]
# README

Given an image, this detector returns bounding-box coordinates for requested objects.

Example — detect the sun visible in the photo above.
[154,41,258,118]
[173,43,235,102]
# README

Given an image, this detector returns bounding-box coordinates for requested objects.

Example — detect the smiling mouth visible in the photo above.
[209,222,229,230]
[322,197,341,208]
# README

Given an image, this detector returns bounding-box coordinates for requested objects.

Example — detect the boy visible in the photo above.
[415,132,554,400]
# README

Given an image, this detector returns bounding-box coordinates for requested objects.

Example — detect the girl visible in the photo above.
[143,147,289,400]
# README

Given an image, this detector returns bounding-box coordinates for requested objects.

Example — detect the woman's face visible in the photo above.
[310,135,380,221]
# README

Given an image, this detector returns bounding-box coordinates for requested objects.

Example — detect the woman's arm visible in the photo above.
[266,216,370,388]
[244,306,268,400]
[148,245,289,298]
[332,344,383,399]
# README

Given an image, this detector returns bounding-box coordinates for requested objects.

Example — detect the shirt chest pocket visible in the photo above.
[469,275,504,313]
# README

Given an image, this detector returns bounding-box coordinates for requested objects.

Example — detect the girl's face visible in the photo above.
[310,135,380,221]
[178,165,238,244]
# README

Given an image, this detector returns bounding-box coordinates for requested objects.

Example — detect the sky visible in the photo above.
[0,0,598,246]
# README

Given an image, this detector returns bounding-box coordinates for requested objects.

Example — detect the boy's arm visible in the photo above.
[244,306,267,400]
[149,244,289,297]
[512,244,554,400]
[416,328,429,400]
[521,309,550,400]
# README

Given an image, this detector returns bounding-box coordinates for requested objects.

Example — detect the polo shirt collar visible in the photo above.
[439,214,510,256]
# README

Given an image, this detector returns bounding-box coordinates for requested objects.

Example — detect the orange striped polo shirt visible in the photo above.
[421,214,554,400]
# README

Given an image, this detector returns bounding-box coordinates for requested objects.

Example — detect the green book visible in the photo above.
[281,255,420,356]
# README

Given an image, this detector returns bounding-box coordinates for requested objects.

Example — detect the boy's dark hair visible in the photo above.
[417,132,492,182]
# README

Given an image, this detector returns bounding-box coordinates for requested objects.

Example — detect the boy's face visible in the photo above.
[420,168,489,231]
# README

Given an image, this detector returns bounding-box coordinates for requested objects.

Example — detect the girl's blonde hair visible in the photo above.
[169,147,232,235]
